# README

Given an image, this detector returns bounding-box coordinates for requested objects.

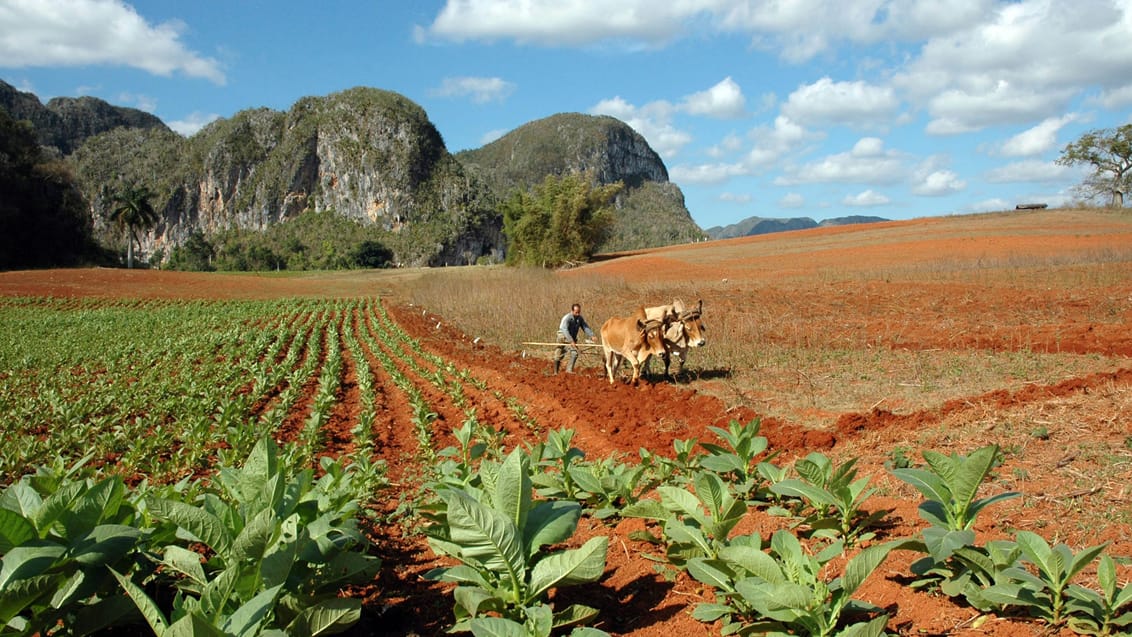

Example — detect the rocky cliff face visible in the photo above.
[70,88,501,266]
[5,80,695,267]
[456,113,702,251]
[0,79,168,155]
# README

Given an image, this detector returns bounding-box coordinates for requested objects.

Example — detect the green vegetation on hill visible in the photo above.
[0,109,104,269]
[457,112,703,253]
[4,81,700,270]
[164,209,400,271]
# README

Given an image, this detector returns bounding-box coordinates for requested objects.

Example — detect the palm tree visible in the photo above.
[109,183,159,268]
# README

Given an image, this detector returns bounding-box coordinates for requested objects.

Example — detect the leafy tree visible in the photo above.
[0,109,97,269]
[502,171,620,268]
[1057,124,1132,208]
[350,239,394,268]
[108,183,160,268]
[165,230,215,271]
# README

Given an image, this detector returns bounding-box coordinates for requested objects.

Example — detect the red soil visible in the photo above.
[2,210,1130,636]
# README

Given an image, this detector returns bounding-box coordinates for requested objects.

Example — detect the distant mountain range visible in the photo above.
[704,215,889,240]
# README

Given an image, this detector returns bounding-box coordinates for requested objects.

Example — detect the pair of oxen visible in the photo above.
[599,299,706,385]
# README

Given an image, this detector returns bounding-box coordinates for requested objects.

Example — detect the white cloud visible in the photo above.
[777,137,906,185]
[480,129,507,145]
[669,162,747,185]
[167,111,219,136]
[680,76,746,119]
[591,95,690,158]
[423,0,990,60]
[898,0,1132,133]
[913,170,966,196]
[718,192,752,203]
[431,76,516,103]
[968,197,1014,212]
[425,0,705,46]
[0,0,225,84]
[779,192,805,208]
[706,132,744,158]
[997,114,1078,156]
[1098,84,1132,109]
[843,189,891,207]
[116,91,156,113]
[745,115,816,169]
[984,159,1069,183]
[782,77,899,128]
[592,78,746,158]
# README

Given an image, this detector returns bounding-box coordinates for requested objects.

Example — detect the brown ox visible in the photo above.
[644,299,706,379]
[600,307,667,385]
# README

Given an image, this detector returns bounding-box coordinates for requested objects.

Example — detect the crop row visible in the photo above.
[3,296,1131,636]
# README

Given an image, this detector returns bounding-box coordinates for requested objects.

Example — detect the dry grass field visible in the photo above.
[2,207,1131,636]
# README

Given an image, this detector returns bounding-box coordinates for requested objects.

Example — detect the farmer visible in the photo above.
[553,303,596,374]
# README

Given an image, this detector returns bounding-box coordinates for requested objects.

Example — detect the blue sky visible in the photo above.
[2,1,1131,230]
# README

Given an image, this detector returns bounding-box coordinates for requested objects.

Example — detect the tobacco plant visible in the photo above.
[770,452,886,548]
[890,444,1019,534]
[622,471,746,566]
[424,448,608,633]
[981,531,1108,629]
[566,454,658,520]
[0,468,146,635]
[698,419,781,503]
[689,530,916,637]
[1065,553,1132,636]
[116,437,381,636]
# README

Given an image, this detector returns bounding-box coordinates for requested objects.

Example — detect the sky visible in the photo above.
[2,1,1131,230]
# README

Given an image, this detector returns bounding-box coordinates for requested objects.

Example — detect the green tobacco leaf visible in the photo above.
[221,583,282,637]
[468,616,528,637]
[162,545,208,589]
[567,465,604,495]
[687,557,736,592]
[260,514,299,589]
[229,508,278,565]
[718,543,781,583]
[922,526,976,562]
[523,499,582,557]
[69,523,142,566]
[0,542,65,588]
[495,449,532,533]
[770,479,836,508]
[230,437,279,506]
[842,541,901,597]
[0,481,43,521]
[838,614,890,637]
[110,566,170,635]
[528,536,607,599]
[442,488,525,581]
[0,573,56,622]
[454,584,504,619]
[286,597,361,636]
[889,468,949,512]
[551,603,600,630]
[70,476,127,532]
[199,564,240,618]
[0,508,36,552]
[699,454,745,475]
[32,480,83,539]
[148,497,232,555]
[425,564,490,587]
[691,602,733,622]
[619,499,667,520]
[656,486,709,528]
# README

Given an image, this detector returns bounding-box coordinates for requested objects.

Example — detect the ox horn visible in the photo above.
[680,299,703,320]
